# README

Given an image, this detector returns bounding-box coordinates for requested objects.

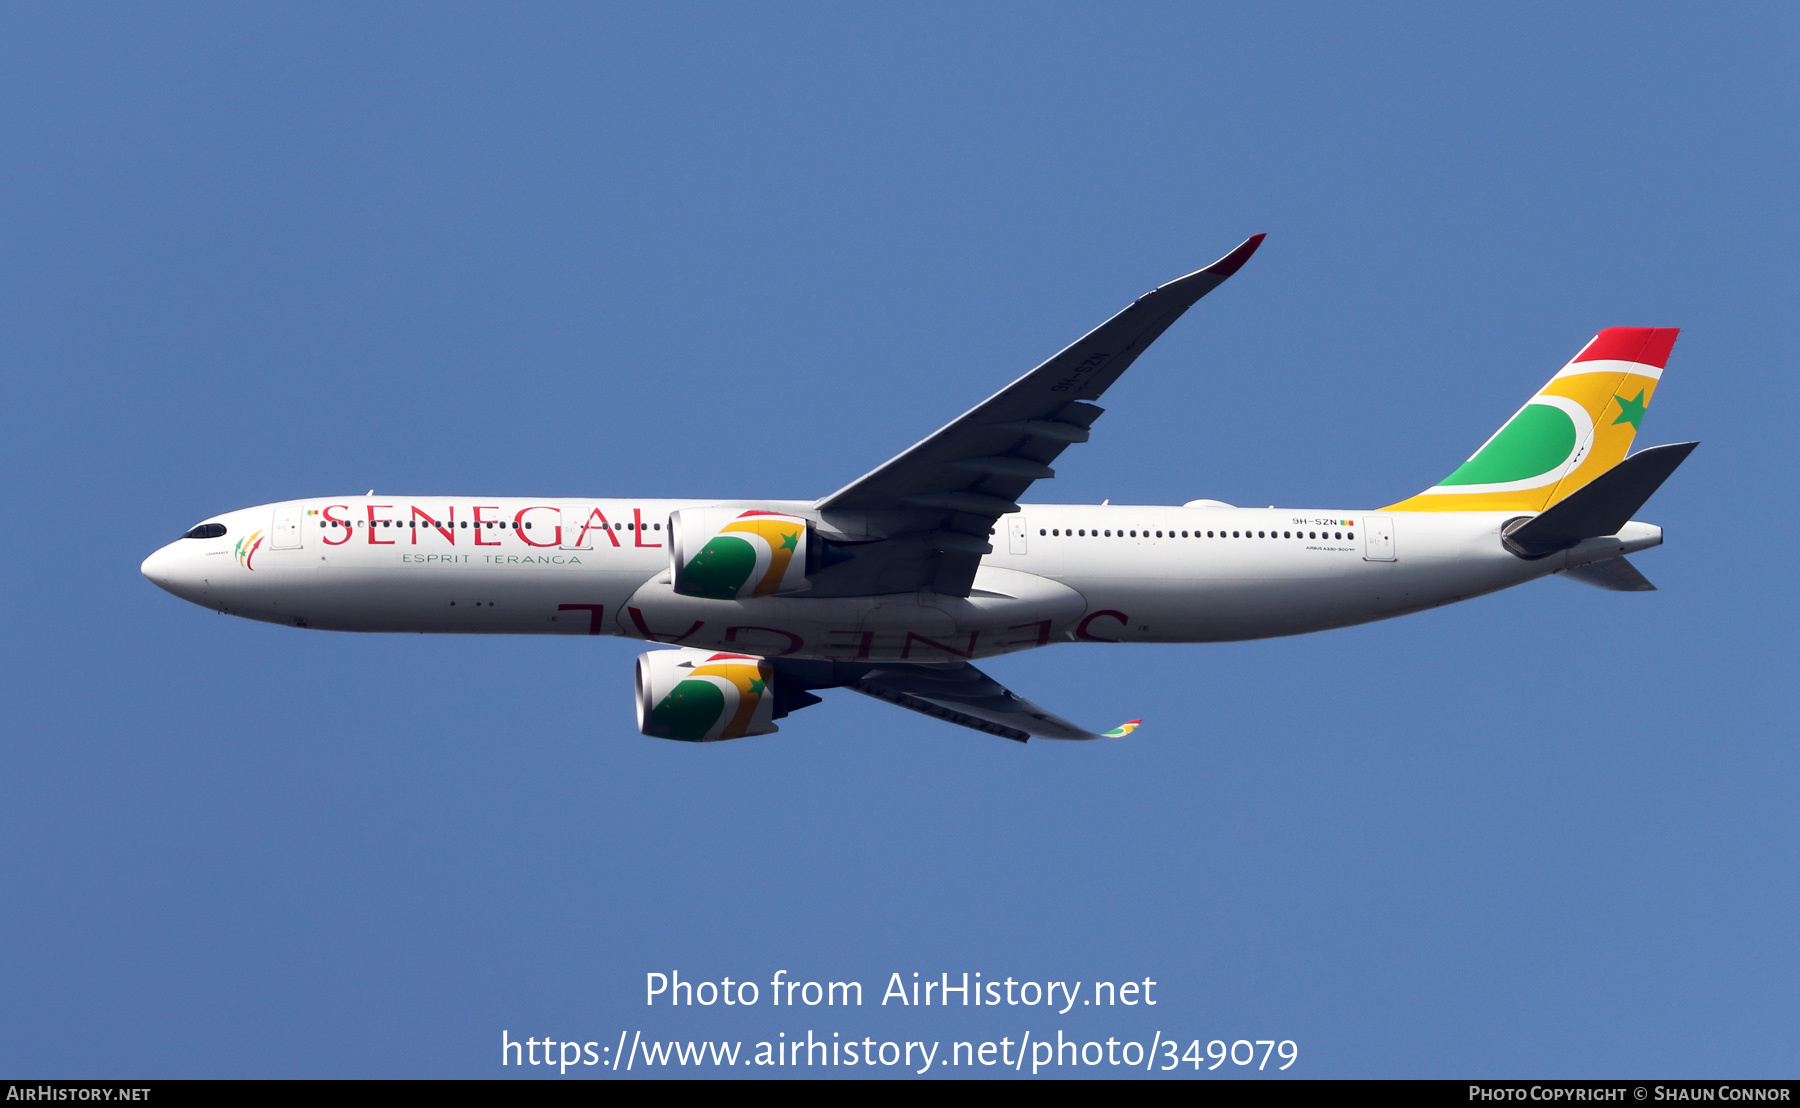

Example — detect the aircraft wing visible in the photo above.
[811,234,1264,597]
[772,657,1140,742]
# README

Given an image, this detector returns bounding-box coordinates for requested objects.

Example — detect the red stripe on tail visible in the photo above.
[1573,327,1679,369]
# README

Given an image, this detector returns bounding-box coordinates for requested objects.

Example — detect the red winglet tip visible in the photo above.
[1203,233,1266,278]
[1573,326,1680,369]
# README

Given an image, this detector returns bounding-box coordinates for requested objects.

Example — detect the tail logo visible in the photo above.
[1435,396,1594,494]
[1383,327,1676,514]
[1612,390,1648,429]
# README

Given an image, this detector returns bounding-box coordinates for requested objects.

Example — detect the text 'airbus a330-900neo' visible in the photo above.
[143,235,1695,743]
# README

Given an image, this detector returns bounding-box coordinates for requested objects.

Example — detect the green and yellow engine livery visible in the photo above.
[669,509,811,600]
[636,649,779,742]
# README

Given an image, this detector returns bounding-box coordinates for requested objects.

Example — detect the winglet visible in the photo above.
[1101,719,1142,738]
[1202,233,1265,278]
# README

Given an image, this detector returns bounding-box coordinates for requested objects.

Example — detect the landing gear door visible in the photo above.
[1363,515,1396,561]
[270,503,304,550]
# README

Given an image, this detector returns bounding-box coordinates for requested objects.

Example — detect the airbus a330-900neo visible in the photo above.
[142,235,1696,743]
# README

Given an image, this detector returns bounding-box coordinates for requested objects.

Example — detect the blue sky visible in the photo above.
[2,2,1795,1078]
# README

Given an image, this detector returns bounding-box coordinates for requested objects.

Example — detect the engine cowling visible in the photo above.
[668,508,812,599]
[636,647,779,742]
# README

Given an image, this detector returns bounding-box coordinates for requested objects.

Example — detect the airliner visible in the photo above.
[142,235,1695,743]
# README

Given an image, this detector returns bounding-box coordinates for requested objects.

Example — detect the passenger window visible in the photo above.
[1348,531,1355,539]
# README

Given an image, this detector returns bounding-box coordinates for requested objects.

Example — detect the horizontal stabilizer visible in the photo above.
[1503,442,1698,558]
[1558,556,1656,592]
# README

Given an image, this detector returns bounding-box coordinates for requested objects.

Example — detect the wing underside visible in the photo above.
[771,657,1129,742]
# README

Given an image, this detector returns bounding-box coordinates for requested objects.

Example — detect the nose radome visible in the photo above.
[141,544,176,588]
[141,542,205,600]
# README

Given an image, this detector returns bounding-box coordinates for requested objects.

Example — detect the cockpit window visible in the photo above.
[182,523,227,539]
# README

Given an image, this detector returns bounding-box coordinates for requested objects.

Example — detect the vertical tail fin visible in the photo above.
[1384,328,1678,513]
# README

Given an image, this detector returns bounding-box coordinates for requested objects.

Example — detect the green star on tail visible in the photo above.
[778,531,798,551]
[749,679,765,696]
[1612,389,1648,429]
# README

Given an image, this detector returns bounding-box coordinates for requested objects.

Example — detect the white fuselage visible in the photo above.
[140,496,1662,663]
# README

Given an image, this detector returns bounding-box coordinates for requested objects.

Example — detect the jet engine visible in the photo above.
[636,648,780,742]
[668,508,813,599]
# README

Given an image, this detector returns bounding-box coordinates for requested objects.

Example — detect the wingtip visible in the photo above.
[1203,233,1266,277]
[1100,719,1142,738]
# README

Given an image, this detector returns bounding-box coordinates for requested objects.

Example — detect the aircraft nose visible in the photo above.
[141,544,175,588]
[141,542,204,599]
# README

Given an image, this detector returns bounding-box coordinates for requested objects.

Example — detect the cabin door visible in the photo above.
[1362,516,1396,561]
[1007,516,1029,555]
[270,504,304,550]
[560,505,597,550]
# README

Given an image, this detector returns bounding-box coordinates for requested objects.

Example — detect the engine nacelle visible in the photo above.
[635,647,779,742]
[668,508,812,599]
